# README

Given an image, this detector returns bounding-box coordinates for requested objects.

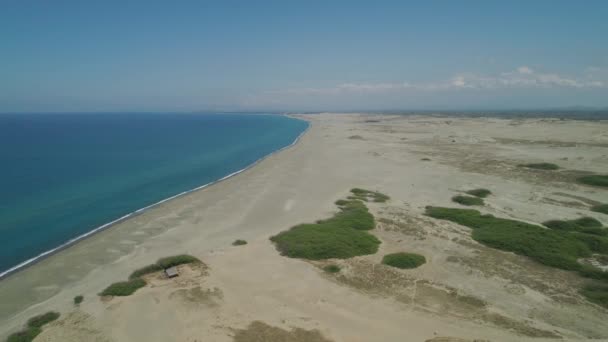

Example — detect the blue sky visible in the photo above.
[1,1,607,112]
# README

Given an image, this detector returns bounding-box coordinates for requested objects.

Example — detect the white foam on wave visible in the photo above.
[0,115,309,280]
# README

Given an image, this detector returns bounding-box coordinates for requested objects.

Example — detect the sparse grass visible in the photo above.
[421,158,431,161]
[233,239,247,246]
[581,284,608,308]
[100,278,146,297]
[578,175,608,187]
[592,204,608,215]
[466,188,492,198]
[73,295,83,305]
[26,311,60,328]
[544,217,606,236]
[156,254,200,269]
[129,264,163,280]
[6,328,41,342]
[323,264,341,273]
[452,195,484,206]
[270,198,381,260]
[425,206,592,271]
[382,252,426,269]
[349,188,390,203]
[519,162,559,170]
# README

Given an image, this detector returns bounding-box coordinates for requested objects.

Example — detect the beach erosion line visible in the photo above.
[0,115,310,280]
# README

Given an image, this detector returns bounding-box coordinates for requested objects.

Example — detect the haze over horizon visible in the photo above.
[2,1,607,113]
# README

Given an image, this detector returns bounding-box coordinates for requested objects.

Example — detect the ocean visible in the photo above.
[0,113,308,277]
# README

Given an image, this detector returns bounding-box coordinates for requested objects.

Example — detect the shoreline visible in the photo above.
[0,115,310,281]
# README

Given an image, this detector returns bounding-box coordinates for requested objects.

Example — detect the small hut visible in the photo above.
[164,266,179,278]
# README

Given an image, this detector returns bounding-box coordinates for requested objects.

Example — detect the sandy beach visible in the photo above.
[1,113,608,341]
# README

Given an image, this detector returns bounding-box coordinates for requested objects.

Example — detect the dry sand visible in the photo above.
[1,113,608,341]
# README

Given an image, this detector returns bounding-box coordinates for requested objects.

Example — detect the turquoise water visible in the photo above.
[0,113,308,276]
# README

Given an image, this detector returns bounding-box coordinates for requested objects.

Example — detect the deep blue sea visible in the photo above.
[0,113,308,276]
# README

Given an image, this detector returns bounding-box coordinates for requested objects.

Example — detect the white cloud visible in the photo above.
[268,66,606,97]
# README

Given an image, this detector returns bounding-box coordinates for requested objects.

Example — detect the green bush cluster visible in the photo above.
[349,188,390,203]
[323,264,341,273]
[452,195,484,206]
[591,204,608,215]
[73,295,84,305]
[424,206,604,272]
[100,278,146,297]
[578,175,608,187]
[129,254,200,279]
[581,284,608,308]
[543,217,606,236]
[465,188,492,198]
[232,239,248,246]
[382,252,426,269]
[518,162,559,170]
[270,198,381,260]
[7,311,60,342]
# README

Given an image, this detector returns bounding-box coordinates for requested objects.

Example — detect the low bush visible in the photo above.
[323,264,341,273]
[382,252,426,269]
[544,217,606,236]
[26,311,60,328]
[129,264,163,280]
[100,278,146,297]
[73,295,83,305]
[519,162,559,170]
[156,254,200,269]
[232,239,247,246]
[592,204,608,215]
[452,195,484,206]
[6,327,41,342]
[270,197,381,260]
[581,283,608,308]
[578,175,608,187]
[465,188,491,198]
[349,188,390,203]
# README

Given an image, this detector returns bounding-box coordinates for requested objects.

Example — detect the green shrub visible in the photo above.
[544,217,605,236]
[421,158,431,161]
[156,254,200,269]
[6,327,41,342]
[100,278,146,297]
[452,195,484,206]
[465,188,491,198]
[425,206,591,271]
[349,188,390,203]
[323,264,341,273]
[321,199,375,230]
[232,239,247,246]
[579,265,608,281]
[26,311,60,328]
[578,175,608,187]
[591,204,608,215]
[382,253,426,269]
[519,162,559,170]
[581,283,608,308]
[129,264,163,280]
[73,295,84,305]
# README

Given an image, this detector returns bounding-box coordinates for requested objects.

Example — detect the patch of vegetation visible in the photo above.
[129,264,163,280]
[519,162,559,170]
[592,204,608,215]
[544,217,606,236]
[382,252,426,269]
[6,311,60,342]
[349,188,390,203]
[581,284,608,308]
[156,254,200,269]
[323,264,341,273]
[26,311,60,328]
[452,195,484,206]
[128,254,200,280]
[232,239,247,246]
[73,295,83,305]
[465,188,491,198]
[270,198,381,260]
[421,158,431,161]
[578,175,608,188]
[100,278,146,297]
[6,328,41,342]
[425,206,592,271]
